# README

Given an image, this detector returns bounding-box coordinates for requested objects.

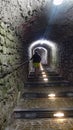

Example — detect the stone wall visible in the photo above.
[47,23,73,83]
[0,21,27,130]
[0,0,48,39]
[58,40,73,83]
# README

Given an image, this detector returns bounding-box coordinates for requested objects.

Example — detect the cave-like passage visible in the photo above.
[28,39,58,74]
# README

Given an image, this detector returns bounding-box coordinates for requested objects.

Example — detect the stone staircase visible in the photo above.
[6,66,73,130]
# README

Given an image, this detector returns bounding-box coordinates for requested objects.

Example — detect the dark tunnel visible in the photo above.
[0,0,73,129]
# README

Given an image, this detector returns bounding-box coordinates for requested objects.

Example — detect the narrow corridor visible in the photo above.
[6,65,73,130]
[0,0,73,130]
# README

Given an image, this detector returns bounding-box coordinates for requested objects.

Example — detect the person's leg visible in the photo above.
[33,63,40,77]
[35,67,37,77]
[33,63,38,77]
[35,63,40,77]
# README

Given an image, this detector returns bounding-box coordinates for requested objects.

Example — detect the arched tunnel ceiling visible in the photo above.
[1,0,73,43]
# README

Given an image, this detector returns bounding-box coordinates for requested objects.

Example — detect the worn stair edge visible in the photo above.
[22,91,73,99]
[24,81,71,87]
[13,108,73,119]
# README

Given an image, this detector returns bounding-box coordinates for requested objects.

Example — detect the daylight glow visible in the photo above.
[29,39,57,70]
[34,47,48,64]
[29,39,56,59]
[53,0,63,5]
[54,112,64,117]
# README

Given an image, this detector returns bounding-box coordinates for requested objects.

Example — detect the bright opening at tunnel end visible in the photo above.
[53,0,63,5]
[29,39,57,71]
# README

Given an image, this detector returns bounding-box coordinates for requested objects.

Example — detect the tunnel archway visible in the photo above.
[33,47,48,64]
[28,39,58,72]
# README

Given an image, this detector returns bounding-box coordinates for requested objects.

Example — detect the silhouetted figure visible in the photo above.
[30,51,41,77]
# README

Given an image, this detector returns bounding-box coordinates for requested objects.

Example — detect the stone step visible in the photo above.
[5,117,73,130]
[27,78,64,82]
[23,85,73,93]
[16,97,73,109]
[22,91,73,99]
[27,78,44,82]
[29,72,59,77]
[28,75,63,78]
[13,108,73,119]
[47,76,64,81]
[28,75,64,81]
[24,81,71,87]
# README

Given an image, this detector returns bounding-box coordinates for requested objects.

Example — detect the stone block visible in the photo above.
[1,65,7,73]
[0,27,6,36]
[8,29,15,36]
[4,48,9,54]
[2,87,8,96]
[0,55,7,65]
[6,55,17,65]
[6,48,17,55]
[0,35,5,46]
[0,79,5,86]
[2,46,7,54]
[12,41,17,48]
[11,48,17,54]
[0,66,2,71]
[15,41,22,48]
[0,46,3,53]
[0,22,7,30]
[5,38,11,47]
[6,31,14,41]
[5,38,12,48]
[5,38,15,48]
[0,90,2,98]
[6,48,13,55]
